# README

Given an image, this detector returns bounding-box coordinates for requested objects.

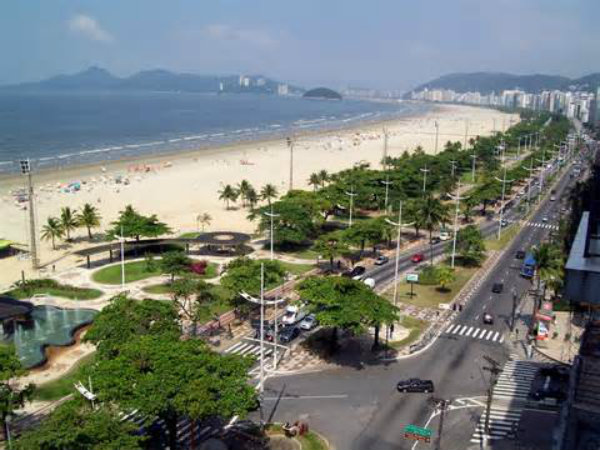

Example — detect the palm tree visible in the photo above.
[197,213,212,232]
[532,243,563,296]
[77,203,101,239]
[260,184,278,205]
[60,207,78,241]
[419,195,449,265]
[218,185,239,209]
[237,179,253,207]
[308,173,321,192]
[41,217,64,250]
[246,187,259,209]
[318,169,329,187]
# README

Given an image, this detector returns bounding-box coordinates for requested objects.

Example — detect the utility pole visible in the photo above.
[385,201,414,307]
[430,397,449,450]
[521,157,538,213]
[287,136,294,191]
[264,206,280,367]
[420,166,430,193]
[470,153,477,183]
[536,146,547,203]
[448,182,468,268]
[496,146,514,240]
[511,288,518,332]
[482,356,501,439]
[381,176,393,214]
[19,159,38,270]
[345,186,357,227]
[449,160,458,179]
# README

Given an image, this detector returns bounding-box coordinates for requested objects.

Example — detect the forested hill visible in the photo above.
[405,72,600,97]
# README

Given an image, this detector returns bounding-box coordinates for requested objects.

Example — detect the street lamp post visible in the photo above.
[345,186,357,227]
[382,127,389,169]
[381,176,393,214]
[495,147,514,240]
[264,206,280,261]
[470,153,477,183]
[448,182,468,268]
[522,158,539,214]
[449,160,458,179]
[113,225,126,290]
[420,166,430,193]
[19,159,39,270]
[385,202,414,307]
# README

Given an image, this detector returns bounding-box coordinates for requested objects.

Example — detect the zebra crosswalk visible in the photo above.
[444,324,505,344]
[224,339,274,358]
[521,220,559,231]
[470,358,540,444]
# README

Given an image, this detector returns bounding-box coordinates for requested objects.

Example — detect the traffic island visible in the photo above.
[265,423,330,450]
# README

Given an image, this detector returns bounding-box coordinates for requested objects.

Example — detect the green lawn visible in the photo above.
[485,223,520,251]
[391,316,429,349]
[4,280,103,301]
[257,259,315,276]
[179,232,201,239]
[280,246,321,261]
[92,261,218,285]
[33,353,95,401]
[266,424,329,450]
[384,265,478,309]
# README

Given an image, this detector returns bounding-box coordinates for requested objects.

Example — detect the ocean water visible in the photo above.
[0,91,427,174]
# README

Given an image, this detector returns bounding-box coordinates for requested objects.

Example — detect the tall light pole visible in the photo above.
[470,153,477,183]
[240,265,285,394]
[448,182,468,268]
[385,201,414,307]
[287,136,294,192]
[345,186,357,227]
[114,225,126,290]
[522,157,539,213]
[381,177,393,214]
[449,160,458,179]
[536,146,547,204]
[495,148,514,240]
[19,159,38,270]
[263,206,280,366]
[420,166,430,193]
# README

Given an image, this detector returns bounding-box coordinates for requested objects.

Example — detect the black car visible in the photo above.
[492,282,504,293]
[278,326,301,343]
[515,250,526,260]
[396,378,435,393]
[342,265,366,280]
[430,236,441,245]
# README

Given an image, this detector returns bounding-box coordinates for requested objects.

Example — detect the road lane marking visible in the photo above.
[459,325,468,335]
[486,330,494,340]
[465,327,474,337]
[472,329,481,339]
[499,335,505,344]
[263,394,348,401]
[446,324,456,334]
[492,332,500,342]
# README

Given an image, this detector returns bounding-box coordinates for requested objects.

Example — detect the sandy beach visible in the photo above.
[0,103,518,286]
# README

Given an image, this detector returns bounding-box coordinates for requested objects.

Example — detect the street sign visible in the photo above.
[406,273,419,283]
[404,424,432,443]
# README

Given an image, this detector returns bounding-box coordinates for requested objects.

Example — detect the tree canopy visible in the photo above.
[106,205,172,241]
[451,224,486,266]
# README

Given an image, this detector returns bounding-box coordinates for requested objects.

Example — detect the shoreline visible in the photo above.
[0,104,436,189]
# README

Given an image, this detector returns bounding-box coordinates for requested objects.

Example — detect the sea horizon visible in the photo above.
[0,90,429,175]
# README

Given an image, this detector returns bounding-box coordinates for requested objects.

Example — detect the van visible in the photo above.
[281,305,306,325]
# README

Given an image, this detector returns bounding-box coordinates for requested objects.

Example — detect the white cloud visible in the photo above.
[68,14,114,43]
[202,24,276,49]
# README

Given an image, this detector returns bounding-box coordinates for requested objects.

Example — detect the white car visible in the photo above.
[439,231,451,241]
[363,278,376,289]
[299,314,318,331]
[281,305,306,325]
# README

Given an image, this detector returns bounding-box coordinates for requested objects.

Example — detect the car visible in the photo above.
[281,305,307,325]
[278,326,301,343]
[363,277,376,289]
[299,314,318,331]
[515,250,526,259]
[396,378,435,393]
[492,282,504,293]
[411,253,425,263]
[343,265,366,280]
[439,231,451,241]
[430,236,441,245]
[374,255,389,265]
[550,196,556,201]
[542,216,548,222]
[500,219,508,227]
[483,313,494,325]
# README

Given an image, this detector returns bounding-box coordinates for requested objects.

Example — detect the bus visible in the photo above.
[521,253,536,278]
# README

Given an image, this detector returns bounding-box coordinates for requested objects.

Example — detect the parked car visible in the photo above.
[439,231,451,241]
[281,305,307,325]
[278,326,301,343]
[363,278,376,289]
[411,253,425,264]
[430,236,441,245]
[374,255,389,265]
[500,219,508,227]
[483,313,494,325]
[342,265,366,280]
[396,378,435,393]
[299,314,318,331]
[515,250,526,260]
[550,196,556,201]
[492,282,504,293]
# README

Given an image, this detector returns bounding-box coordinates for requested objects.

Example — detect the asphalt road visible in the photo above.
[259,157,579,450]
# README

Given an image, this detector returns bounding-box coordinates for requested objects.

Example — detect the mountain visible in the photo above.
[303,87,342,100]
[405,72,600,97]
[1,67,304,95]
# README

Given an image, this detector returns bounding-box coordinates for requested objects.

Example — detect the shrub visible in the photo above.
[144,253,158,273]
[419,266,440,285]
[190,261,208,275]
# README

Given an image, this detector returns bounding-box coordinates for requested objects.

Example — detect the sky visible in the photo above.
[1,0,599,91]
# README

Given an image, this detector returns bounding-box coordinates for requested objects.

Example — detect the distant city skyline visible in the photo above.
[1,0,599,90]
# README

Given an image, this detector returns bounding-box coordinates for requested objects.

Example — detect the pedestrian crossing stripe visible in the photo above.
[506,219,559,230]
[225,341,273,357]
[444,324,504,343]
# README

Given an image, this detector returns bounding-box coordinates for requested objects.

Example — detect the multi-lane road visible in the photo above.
[258,155,579,449]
